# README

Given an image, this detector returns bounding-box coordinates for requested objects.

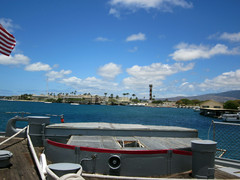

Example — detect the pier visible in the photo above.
[200,108,239,118]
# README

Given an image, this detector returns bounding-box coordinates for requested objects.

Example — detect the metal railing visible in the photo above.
[211,121,240,160]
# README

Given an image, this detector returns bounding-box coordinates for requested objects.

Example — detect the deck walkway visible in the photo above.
[67,135,198,150]
[0,137,239,179]
[0,137,42,180]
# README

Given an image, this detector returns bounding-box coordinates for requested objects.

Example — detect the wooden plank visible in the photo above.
[0,137,41,180]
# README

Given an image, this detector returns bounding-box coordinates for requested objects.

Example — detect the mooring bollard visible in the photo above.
[191,140,217,179]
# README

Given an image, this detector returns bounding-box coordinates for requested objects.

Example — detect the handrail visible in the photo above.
[82,173,166,180]
[213,121,240,126]
[26,126,46,180]
[0,126,27,146]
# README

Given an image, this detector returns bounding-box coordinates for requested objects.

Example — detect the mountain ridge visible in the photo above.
[160,90,240,102]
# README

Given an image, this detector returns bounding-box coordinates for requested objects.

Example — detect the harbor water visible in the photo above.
[1,100,240,160]
[0,100,213,139]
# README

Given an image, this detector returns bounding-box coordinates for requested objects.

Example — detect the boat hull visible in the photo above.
[45,139,192,177]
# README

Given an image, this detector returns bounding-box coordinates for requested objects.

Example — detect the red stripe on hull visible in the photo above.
[47,139,192,155]
[173,149,192,156]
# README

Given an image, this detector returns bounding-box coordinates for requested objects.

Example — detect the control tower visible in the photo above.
[149,84,153,101]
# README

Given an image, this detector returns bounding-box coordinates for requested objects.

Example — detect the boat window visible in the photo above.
[117,140,145,148]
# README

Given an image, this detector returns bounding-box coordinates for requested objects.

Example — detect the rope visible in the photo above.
[45,164,84,180]
[0,126,27,146]
[27,126,46,180]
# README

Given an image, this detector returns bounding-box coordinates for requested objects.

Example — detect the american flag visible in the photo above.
[0,24,16,56]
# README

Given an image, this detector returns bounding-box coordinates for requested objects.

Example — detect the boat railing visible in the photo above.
[0,126,27,146]
[26,126,46,180]
[210,121,240,161]
[27,125,85,180]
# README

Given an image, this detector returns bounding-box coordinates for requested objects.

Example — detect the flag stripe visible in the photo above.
[0,43,12,53]
[0,25,15,40]
[0,48,11,56]
[0,32,16,45]
[0,37,15,50]
[0,24,16,56]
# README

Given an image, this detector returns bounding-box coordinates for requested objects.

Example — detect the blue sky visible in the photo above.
[0,0,240,98]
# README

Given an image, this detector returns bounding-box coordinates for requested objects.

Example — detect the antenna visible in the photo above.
[46,77,49,96]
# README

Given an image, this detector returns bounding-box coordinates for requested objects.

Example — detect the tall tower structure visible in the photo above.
[149,84,153,101]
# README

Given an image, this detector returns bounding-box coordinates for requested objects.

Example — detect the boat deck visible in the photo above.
[0,137,239,179]
[0,137,42,180]
[67,135,198,150]
[46,122,198,138]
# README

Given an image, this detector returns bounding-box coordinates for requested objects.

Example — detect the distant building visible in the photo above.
[199,100,239,118]
[162,101,176,107]
[200,100,223,109]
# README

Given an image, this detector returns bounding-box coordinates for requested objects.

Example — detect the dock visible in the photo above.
[200,108,239,118]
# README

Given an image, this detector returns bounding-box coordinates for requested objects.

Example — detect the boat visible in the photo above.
[222,112,240,122]
[70,103,79,105]
[193,106,200,112]
[1,115,228,179]
[44,124,197,177]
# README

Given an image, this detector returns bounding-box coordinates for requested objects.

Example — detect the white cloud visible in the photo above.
[126,33,146,42]
[170,43,240,61]
[219,32,240,42]
[179,81,195,91]
[208,32,240,43]
[128,46,138,52]
[0,18,20,33]
[61,76,120,94]
[97,62,122,80]
[176,69,240,93]
[109,0,193,14]
[0,54,30,65]
[109,8,120,18]
[61,76,82,86]
[46,69,72,81]
[95,37,111,42]
[123,62,194,89]
[198,69,240,91]
[25,62,52,71]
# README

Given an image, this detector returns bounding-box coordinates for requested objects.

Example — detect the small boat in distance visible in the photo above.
[70,103,79,105]
[193,106,200,112]
[222,112,240,122]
